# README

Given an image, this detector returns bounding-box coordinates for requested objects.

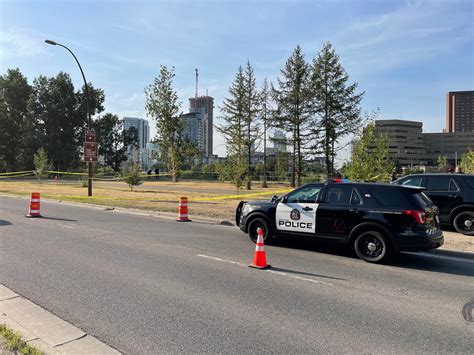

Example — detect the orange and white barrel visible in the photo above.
[26,192,42,218]
[177,196,191,222]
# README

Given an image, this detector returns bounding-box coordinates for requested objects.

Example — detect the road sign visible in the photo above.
[85,130,96,143]
[83,142,98,162]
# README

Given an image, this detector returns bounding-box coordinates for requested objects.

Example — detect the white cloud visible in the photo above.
[0,28,48,60]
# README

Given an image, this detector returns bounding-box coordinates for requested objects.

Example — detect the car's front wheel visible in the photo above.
[354,231,392,263]
[453,211,474,236]
[247,217,273,244]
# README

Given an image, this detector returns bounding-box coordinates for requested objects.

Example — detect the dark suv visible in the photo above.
[236,181,443,264]
[394,174,474,235]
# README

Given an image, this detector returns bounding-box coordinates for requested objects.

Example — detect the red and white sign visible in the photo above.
[85,130,96,143]
[83,142,98,162]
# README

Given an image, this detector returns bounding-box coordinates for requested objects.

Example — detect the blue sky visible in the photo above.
[1,0,473,159]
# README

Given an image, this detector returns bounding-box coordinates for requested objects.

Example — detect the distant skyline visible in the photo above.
[1,0,473,161]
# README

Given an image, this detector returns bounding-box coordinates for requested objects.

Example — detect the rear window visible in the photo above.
[370,187,413,209]
[463,176,474,189]
[412,192,434,209]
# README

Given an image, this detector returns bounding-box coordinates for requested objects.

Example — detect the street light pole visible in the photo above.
[45,39,93,196]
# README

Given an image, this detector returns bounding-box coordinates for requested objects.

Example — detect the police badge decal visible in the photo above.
[290,209,301,220]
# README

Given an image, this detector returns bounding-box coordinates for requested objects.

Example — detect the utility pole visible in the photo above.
[45,39,95,196]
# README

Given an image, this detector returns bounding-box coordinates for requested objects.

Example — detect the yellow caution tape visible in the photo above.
[0,170,34,176]
[193,188,292,201]
[0,172,35,179]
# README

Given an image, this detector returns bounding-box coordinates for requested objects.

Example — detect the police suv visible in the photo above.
[236,181,443,263]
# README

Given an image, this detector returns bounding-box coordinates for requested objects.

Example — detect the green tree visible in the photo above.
[27,72,104,171]
[346,122,394,182]
[259,78,272,187]
[121,162,143,191]
[33,147,52,182]
[310,42,364,178]
[272,45,312,187]
[0,68,33,171]
[243,61,260,190]
[460,151,474,174]
[93,113,128,171]
[217,66,247,189]
[276,151,289,182]
[145,66,183,182]
[436,155,448,172]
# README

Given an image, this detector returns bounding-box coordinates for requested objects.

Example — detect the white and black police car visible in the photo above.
[235,180,443,263]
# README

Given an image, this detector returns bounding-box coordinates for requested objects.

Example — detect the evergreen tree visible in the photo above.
[310,42,364,178]
[217,66,247,190]
[243,61,260,190]
[0,68,33,171]
[33,147,52,182]
[259,78,272,187]
[145,65,183,182]
[272,45,312,187]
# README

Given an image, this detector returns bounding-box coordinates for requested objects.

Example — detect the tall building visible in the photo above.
[122,117,150,168]
[423,132,474,165]
[180,112,204,152]
[374,120,426,166]
[445,91,474,132]
[271,130,288,152]
[181,96,214,159]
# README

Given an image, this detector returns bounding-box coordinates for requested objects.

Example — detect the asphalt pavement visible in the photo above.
[1,196,473,353]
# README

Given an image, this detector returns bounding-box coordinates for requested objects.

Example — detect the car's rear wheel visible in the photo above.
[354,231,392,263]
[247,217,273,244]
[453,211,474,236]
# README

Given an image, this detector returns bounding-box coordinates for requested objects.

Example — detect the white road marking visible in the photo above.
[61,224,76,229]
[198,254,333,286]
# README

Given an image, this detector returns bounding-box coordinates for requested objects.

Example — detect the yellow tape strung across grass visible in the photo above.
[0,172,35,179]
[49,188,292,203]
[192,188,292,201]
[0,170,34,176]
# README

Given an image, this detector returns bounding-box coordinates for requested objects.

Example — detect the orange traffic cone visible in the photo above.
[249,228,271,269]
[26,192,42,218]
[177,196,191,222]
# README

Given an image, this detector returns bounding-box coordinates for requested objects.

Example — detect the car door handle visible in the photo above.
[448,195,457,198]
[302,207,313,211]
[349,209,358,212]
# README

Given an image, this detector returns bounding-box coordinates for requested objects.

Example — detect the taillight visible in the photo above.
[404,210,426,224]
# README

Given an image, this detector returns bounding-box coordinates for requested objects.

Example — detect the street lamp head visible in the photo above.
[45,39,57,45]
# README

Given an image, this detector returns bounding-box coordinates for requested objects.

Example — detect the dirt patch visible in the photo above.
[442,231,474,253]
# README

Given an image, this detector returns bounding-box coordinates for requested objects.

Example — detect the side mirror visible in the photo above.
[271,195,278,202]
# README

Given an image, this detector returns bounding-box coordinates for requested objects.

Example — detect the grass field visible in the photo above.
[0,178,292,220]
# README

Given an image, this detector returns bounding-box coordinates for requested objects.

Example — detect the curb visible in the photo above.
[0,284,120,354]
[0,192,236,227]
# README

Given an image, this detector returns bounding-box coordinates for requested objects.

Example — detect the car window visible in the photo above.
[351,189,363,205]
[464,176,474,189]
[286,185,321,203]
[324,186,352,204]
[413,192,434,209]
[426,176,450,191]
[370,187,413,208]
[400,176,423,187]
[449,179,459,192]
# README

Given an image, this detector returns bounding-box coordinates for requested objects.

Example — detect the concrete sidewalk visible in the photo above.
[0,284,119,354]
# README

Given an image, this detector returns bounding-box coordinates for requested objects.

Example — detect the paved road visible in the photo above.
[1,196,473,353]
